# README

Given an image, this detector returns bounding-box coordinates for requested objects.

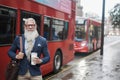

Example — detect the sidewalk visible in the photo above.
[102,42,120,80]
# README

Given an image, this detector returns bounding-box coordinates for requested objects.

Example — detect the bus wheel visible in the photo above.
[53,51,62,73]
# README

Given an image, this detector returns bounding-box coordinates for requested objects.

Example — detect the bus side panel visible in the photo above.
[87,19,101,52]
[0,47,11,80]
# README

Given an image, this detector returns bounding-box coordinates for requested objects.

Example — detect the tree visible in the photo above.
[109,3,120,30]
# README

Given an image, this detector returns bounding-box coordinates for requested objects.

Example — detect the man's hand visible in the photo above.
[16,52,24,59]
[33,57,43,64]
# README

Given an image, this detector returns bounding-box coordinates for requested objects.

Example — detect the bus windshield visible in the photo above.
[75,24,86,41]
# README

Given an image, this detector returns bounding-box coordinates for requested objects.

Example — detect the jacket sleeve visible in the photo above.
[8,36,19,60]
[41,39,50,64]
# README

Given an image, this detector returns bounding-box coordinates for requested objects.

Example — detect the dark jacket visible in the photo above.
[8,34,50,76]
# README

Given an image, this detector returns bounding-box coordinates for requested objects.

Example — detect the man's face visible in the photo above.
[25,20,36,32]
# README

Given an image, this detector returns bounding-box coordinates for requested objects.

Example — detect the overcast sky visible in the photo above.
[81,0,120,18]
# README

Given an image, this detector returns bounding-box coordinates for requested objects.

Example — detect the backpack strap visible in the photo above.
[19,36,23,52]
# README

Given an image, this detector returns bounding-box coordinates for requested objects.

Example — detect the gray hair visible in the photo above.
[23,18,37,25]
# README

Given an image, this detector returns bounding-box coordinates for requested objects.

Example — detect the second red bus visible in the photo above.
[74,17,101,54]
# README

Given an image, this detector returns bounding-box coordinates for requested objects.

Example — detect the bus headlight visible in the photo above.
[81,41,87,47]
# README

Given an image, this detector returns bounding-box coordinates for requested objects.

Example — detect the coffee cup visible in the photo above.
[31,52,37,65]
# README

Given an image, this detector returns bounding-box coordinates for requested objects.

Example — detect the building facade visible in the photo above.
[76,0,83,17]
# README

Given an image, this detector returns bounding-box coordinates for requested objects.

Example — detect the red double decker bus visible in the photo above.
[74,17,101,54]
[0,0,76,80]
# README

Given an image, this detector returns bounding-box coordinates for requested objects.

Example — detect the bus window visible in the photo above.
[52,19,66,40]
[43,17,69,41]
[43,24,49,40]
[0,6,16,45]
[43,17,51,40]
[20,11,41,34]
[63,22,69,39]
[75,24,86,41]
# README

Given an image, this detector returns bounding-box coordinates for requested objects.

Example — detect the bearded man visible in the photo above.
[8,18,50,80]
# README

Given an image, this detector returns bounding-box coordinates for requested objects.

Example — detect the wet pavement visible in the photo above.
[47,39,120,80]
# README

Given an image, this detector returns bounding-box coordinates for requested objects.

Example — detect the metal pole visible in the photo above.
[100,0,105,55]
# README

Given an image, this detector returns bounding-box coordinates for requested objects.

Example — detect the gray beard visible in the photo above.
[24,29,39,41]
